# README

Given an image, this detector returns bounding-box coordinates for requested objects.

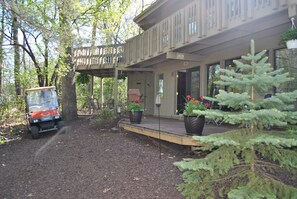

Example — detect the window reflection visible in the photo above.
[275,49,297,92]
[207,63,220,97]
[185,67,200,99]
[158,74,164,97]
[190,70,200,99]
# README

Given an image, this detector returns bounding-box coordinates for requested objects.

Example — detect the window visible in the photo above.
[186,67,200,99]
[158,74,164,97]
[225,56,241,70]
[275,49,297,92]
[190,70,200,99]
[207,63,221,97]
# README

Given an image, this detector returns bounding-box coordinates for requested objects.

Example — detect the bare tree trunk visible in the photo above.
[91,13,98,48]
[12,1,21,95]
[44,38,49,86]
[0,6,4,94]
[58,0,77,121]
[22,34,27,71]
[61,47,77,121]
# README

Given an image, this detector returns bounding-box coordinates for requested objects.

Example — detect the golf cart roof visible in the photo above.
[25,86,56,93]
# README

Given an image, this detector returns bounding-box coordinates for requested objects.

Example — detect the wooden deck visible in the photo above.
[118,116,234,146]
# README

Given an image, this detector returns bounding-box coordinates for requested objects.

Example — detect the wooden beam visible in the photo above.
[90,75,94,97]
[116,67,154,72]
[113,68,119,114]
[100,78,104,107]
[288,0,297,18]
[76,64,114,70]
[166,52,202,62]
[119,123,203,146]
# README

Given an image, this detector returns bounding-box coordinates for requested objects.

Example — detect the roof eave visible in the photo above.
[133,0,168,26]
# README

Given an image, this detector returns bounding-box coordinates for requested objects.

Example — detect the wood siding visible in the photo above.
[74,0,290,70]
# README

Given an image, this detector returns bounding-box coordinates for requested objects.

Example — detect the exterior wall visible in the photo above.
[154,61,201,118]
[136,32,286,118]
[127,72,155,115]
[199,33,283,96]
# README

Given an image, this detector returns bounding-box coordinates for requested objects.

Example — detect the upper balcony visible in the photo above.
[73,0,296,76]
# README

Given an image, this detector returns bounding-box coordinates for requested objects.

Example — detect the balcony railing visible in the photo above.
[73,45,125,69]
[74,0,289,70]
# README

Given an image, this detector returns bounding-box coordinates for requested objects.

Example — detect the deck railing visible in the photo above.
[74,0,289,70]
[73,45,125,69]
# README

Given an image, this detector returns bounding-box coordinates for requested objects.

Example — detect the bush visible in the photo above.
[91,108,117,128]
[281,28,297,44]
[0,95,25,125]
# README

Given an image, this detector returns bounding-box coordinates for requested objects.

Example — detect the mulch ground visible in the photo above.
[0,117,188,199]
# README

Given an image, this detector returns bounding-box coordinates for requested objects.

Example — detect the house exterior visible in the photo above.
[73,0,297,118]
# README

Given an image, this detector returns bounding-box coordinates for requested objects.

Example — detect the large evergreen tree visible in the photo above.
[175,40,297,198]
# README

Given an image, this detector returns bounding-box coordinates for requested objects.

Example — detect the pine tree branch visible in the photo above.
[255,160,280,169]
[233,163,250,169]
[212,169,249,183]
[257,169,283,183]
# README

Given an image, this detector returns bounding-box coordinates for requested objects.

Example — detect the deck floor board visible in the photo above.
[119,116,235,146]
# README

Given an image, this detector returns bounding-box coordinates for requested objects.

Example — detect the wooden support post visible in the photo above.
[100,78,104,107]
[288,0,297,18]
[90,75,94,97]
[114,68,119,114]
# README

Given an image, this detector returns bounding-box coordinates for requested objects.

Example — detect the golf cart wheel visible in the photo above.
[31,126,39,139]
[57,121,64,130]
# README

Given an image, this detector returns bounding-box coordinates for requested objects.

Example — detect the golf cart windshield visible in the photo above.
[26,88,59,113]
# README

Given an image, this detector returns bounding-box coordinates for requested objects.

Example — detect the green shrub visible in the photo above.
[281,28,297,44]
[91,108,117,128]
[0,95,25,125]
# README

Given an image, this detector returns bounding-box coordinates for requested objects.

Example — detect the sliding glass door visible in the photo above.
[187,67,200,99]
[176,67,200,114]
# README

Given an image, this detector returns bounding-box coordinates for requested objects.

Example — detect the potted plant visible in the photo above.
[281,28,297,49]
[183,95,208,136]
[127,97,143,124]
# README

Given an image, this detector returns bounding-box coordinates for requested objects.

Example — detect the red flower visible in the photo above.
[183,94,207,116]
[135,97,140,104]
[200,96,205,100]
[205,103,210,108]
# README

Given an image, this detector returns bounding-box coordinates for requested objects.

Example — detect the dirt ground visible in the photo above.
[0,117,187,199]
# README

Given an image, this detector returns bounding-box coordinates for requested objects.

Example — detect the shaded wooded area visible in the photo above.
[0,0,153,121]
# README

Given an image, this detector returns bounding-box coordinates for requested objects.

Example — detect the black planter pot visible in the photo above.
[129,111,143,124]
[184,115,205,136]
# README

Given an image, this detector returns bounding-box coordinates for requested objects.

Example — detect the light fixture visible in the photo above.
[155,94,161,107]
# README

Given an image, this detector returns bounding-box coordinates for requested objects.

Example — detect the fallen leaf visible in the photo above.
[103,188,111,193]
